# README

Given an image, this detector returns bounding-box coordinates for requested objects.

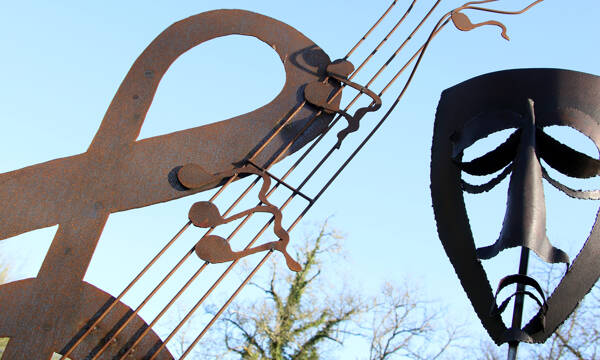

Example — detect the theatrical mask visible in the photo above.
[431,68,600,344]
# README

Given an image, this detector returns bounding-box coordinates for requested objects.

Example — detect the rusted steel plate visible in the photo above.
[0,9,338,359]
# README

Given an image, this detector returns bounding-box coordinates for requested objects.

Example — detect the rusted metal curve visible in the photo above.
[0,9,339,359]
[188,165,302,272]
[0,9,338,243]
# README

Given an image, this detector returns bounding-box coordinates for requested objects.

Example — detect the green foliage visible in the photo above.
[195,223,462,360]
[220,225,361,360]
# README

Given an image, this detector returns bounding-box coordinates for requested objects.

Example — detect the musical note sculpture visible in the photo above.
[0,1,547,358]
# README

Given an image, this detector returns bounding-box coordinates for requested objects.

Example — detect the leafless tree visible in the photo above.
[192,223,463,360]
[476,262,600,360]
[365,281,463,360]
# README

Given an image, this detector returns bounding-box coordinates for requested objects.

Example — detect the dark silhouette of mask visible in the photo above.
[431,68,600,345]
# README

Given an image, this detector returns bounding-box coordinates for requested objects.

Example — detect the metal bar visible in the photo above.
[60,221,191,359]
[171,8,456,358]
[363,0,443,91]
[343,0,398,60]
[246,160,314,203]
[88,4,453,356]
[507,247,531,360]
[90,248,197,359]
[179,251,273,360]
[379,19,449,96]
[348,0,418,78]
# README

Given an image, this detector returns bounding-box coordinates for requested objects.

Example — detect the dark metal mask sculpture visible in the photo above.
[431,68,600,346]
[0,1,546,358]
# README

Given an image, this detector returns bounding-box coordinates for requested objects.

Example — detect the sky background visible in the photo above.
[1,0,599,358]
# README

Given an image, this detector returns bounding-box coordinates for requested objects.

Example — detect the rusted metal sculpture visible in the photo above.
[431,68,600,357]
[184,164,302,271]
[0,1,545,358]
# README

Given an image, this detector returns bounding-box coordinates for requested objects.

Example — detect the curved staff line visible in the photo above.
[450,0,544,40]
[462,0,544,15]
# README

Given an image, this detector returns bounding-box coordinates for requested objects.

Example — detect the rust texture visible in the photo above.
[0,0,548,358]
[0,9,337,359]
[185,164,301,272]
[431,68,600,345]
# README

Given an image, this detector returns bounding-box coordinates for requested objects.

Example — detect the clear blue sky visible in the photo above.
[1,0,599,357]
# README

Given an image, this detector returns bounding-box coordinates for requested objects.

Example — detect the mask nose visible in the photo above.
[477,99,569,264]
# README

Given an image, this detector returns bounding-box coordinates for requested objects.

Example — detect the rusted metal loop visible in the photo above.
[88,9,335,154]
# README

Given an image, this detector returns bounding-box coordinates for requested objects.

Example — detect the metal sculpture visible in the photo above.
[431,68,600,357]
[184,164,302,271]
[0,1,545,358]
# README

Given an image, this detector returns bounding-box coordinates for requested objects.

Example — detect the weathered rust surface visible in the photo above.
[0,0,552,357]
[431,68,600,345]
[0,9,337,359]
[304,59,382,149]
[186,165,301,271]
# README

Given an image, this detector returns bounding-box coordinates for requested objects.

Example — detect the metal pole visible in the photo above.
[507,247,530,360]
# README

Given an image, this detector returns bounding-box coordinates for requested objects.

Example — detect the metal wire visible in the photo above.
[61,0,544,357]
[137,4,455,358]
[167,6,455,359]
[61,3,399,359]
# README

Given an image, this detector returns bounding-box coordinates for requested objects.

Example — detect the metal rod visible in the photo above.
[365,0,442,91]
[348,0,418,77]
[246,160,314,203]
[179,251,273,360]
[163,9,454,356]
[507,247,531,360]
[90,248,197,359]
[61,2,530,358]
[60,221,191,359]
[343,1,399,60]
